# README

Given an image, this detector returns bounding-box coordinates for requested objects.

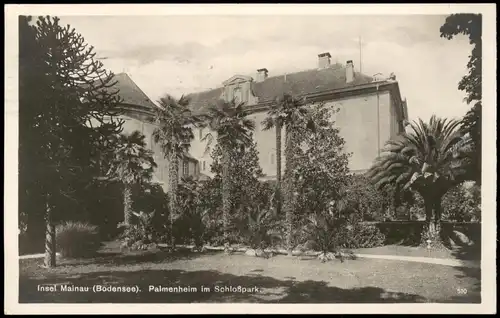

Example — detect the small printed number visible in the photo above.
[456,288,468,295]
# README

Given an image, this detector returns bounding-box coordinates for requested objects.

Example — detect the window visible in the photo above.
[233,87,242,104]
[202,160,206,171]
[199,128,203,140]
[183,161,189,176]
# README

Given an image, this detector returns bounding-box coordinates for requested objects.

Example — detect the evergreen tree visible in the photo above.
[19,16,123,267]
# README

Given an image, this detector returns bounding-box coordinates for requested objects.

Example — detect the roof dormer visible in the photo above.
[221,74,258,105]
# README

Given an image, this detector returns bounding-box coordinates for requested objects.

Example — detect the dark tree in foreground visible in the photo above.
[440,13,482,184]
[19,16,123,267]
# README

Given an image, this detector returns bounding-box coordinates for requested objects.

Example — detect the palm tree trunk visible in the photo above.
[221,148,231,245]
[123,184,132,226]
[275,120,282,216]
[433,199,442,238]
[168,152,179,248]
[44,193,56,268]
[283,125,296,256]
[422,196,443,248]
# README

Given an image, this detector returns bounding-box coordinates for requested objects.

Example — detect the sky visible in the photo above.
[58,14,474,122]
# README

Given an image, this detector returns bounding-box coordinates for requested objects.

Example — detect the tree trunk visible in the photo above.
[25,195,45,254]
[275,120,282,216]
[168,152,179,248]
[433,199,442,238]
[221,148,231,245]
[123,184,132,226]
[283,125,296,256]
[422,196,444,248]
[44,194,56,268]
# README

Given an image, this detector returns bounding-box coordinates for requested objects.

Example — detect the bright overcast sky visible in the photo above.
[58,14,474,122]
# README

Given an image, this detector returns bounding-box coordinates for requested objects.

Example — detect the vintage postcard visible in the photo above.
[4,3,497,315]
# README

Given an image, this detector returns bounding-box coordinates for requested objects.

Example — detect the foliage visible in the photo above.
[55,221,101,258]
[342,219,386,249]
[293,104,352,221]
[207,138,275,245]
[202,100,256,244]
[132,183,169,237]
[441,182,481,222]
[103,130,157,226]
[368,116,472,194]
[284,102,386,253]
[440,14,482,183]
[272,94,322,253]
[261,94,310,216]
[300,198,385,254]
[367,116,471,247]
[153,94,201,246]
[153,95,199,159]
[19,15,125,266]
[173,177,208,247]
[104,131,157,185]
[243,207,282,249]
[210,140,266,213]
[367,116,474,245]
[120,210,157,248]
[343,175,392,221]
[196,177,224,246]
[301,212,346,255]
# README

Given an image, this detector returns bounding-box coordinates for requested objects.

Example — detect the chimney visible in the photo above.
[318,52,331,69]
[346,60,354,83]
[256,68,268,82]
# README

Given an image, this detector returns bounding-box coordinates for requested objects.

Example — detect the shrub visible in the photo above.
[442,183,481,222]
[241,207,282,249]
[56,221,101,258]
[299,203,386,254]
[120,210,158,249]
[173,209,208,247]
[301,212,344,255]
[342,222,386,248]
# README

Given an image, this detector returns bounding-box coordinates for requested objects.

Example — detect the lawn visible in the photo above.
[352,244,481,260]
[19,246,480,303]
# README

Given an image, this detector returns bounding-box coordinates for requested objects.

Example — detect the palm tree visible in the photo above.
[106,130,156,226]
[261,102,284,216]
[366,115,473,247]
[202,100,255,246]
[153,94,199,248]
[269,94,316,256]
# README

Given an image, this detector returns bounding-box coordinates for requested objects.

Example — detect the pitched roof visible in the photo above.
[111,73,158,110]
[186,63,374,114]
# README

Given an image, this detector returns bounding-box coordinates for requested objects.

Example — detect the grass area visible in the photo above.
[19,246,480,303]
[352,244,481,260]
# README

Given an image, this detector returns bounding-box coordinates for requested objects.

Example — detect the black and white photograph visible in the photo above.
[4,4,497,315]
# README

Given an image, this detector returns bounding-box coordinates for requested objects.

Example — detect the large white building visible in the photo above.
[112,51,408,192]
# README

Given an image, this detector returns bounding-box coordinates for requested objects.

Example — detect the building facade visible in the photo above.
[111,51,409,190]
[111,73,200,193]
[187,52,409,180]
